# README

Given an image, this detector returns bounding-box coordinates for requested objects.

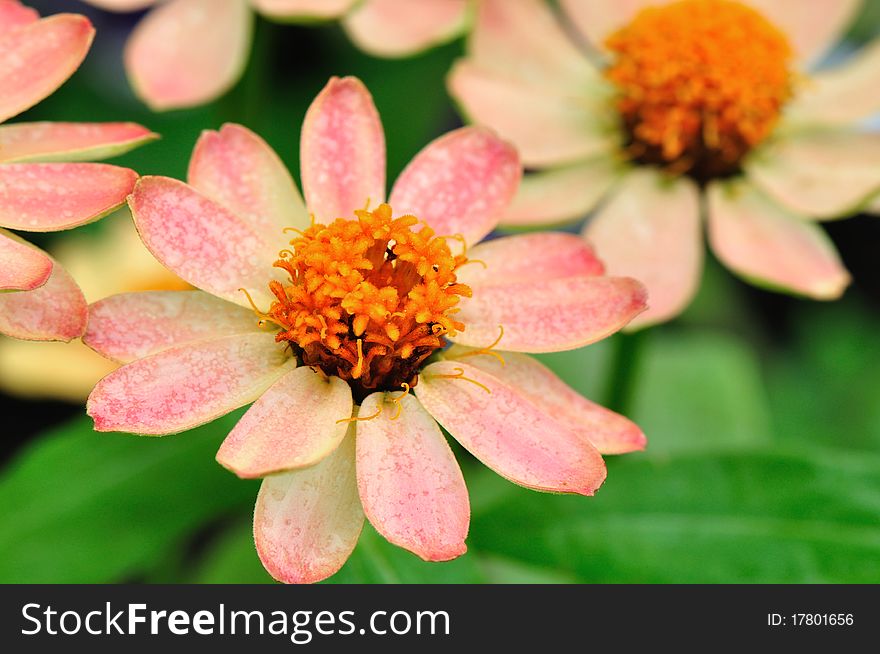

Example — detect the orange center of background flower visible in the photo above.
[605,0,792,180]
[267,203,470,400]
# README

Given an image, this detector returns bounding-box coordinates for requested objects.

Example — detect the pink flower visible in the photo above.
[83,0,471,110]
[448,0,877,328]
[85,76,648,583]
[0,0,155,341]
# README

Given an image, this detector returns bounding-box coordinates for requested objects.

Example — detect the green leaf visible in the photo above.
[468,447,880,583]
[0,412,257,583]
[630,330,773,455]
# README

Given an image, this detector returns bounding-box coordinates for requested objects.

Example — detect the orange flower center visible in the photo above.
[605,0,793,181]
[266,203,471,400]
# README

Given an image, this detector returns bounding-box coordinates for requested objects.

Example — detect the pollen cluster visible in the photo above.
[265,203,471,400]
[605,0,793,180]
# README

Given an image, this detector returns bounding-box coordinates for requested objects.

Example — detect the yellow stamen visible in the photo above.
[388,382,411,421]
[335,404,383,425]
[605,0,792,178]
[450,325,506,366]
[427,367,492,395]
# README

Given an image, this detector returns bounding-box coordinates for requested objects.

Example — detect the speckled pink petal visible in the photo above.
[300,76,386,222]
[471,0,597,89]
[125,0,252,111]
[502,159,622,227]
[128,176,285,309]
[84,290,264,363]
[0,258,86,341]
[389,126,520,249]
[448,347,646,454]
[746,130,880,220]
[0,229,52,291]
[251,0,356,21]
[583,168,702,329]
[452,275,647,354]
[0,1,38,35]
[356,393,469,562]
[0,122,157,164]
[254,429,363,585]
[188,123,309,237]
[448,61,616,169]
[788,40,880,126]
[417,359,607,495]
[707,180,850,299]
[80,0,158,11]
[343,0,469,58]
[458,232,605,289]
[87,332,294,435]
[217,366,352,479]
[0,163,137,232]
[0,13,93,122]
[559,0,665,50]
[744,0,860,66]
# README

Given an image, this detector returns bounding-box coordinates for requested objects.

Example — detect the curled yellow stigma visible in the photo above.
[267,203,471,400]
[605,0,793,179]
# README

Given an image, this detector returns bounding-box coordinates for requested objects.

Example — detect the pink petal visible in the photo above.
[583,169,702,329]
[448,347,646,454]
[501,159,622,227]
[84,290,264,363]
[746,130,880,219]
[356,392,469,562]
[0,163,137,232]
[448,61,616,168]
[0,0,38,35]
[559,0,664,49]
[124,0,252,110]
[0,229,52,291]
[0,13,93,123]
[457,232,605,289]
[745,0,860,66]
[343,0,469,58]
[216,366,353,479]
[251,0,357,20]
[452,275,647,354]
[254,429,364,585]
[128,176,286,309]
[0,258,86,341]
[300,76,386,222]
[80,0,158,11]
[389,126,520,249]
[0,122,157,164]
[87,333,295,434]
[707,180,850,299]
[788,40,880,126]
[416,359,607,495]
[470,0,597,89]
[189,123,309,237]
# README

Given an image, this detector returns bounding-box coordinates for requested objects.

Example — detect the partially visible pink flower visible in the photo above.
[85,76,648,583]
[84,0,471,110]
[0,0,156,341]
[448,0,877,328]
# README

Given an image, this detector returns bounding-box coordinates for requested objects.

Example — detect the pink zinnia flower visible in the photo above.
[83,0,471,110]
[0,0,155,341]
[85,76,648,583]
[449,0,879,328]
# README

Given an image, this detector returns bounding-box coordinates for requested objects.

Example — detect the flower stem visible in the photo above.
[602,329,647,415]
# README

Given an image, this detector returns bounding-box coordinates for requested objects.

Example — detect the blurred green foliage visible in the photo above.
[2,4,879,584]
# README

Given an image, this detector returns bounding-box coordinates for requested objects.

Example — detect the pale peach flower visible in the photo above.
[0,0,155,341]
[0,213,188,401]
[84,0,471,110]
[85,77,647,583]
[449,0,877,328]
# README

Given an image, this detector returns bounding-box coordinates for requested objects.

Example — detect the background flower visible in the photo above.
[448,0,880,327]
[0,0,154,341]
[82,0,471,110]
